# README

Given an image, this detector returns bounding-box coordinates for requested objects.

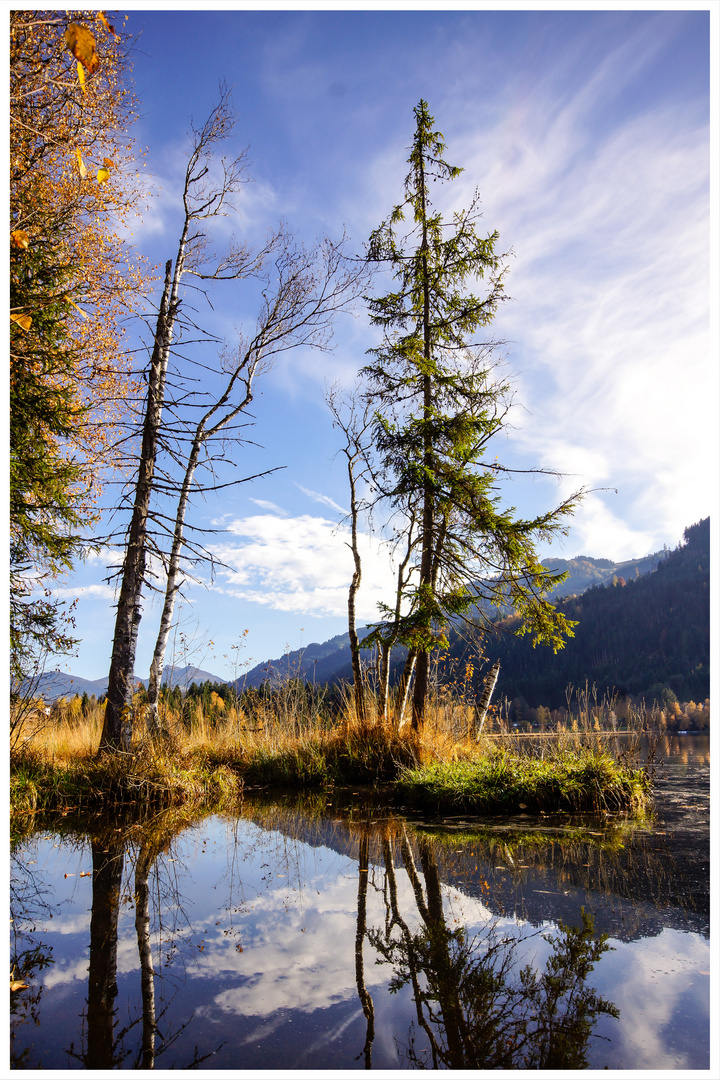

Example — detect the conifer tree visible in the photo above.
[363,101,583,728]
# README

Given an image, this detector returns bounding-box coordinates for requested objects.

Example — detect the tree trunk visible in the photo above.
[475,660,500,738]
[418,839,467,1066]
[396,650,417,729]
[378,643,391,725]
[86,838,124,1068]
[100,260,175,753]
[412,145,434,731]
[145,350,261,736]
[135,844,157,1069]
[145,435,203,736]
[354,832,374,1068]
[344,445,367,725]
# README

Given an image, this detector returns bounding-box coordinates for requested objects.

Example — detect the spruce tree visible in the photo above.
[363,101,583,728]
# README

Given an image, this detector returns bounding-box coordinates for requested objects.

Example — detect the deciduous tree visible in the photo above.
[10,10,147,681]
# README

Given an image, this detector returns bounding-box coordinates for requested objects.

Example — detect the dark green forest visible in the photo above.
[466,518,709,710]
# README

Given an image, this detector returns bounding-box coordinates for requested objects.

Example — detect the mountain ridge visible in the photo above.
[231,545,671,691]
[24,665,224,704]
[27,524,707,707]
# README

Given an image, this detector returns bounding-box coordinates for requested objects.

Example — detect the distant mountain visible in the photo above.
[154,665,226,691]
[538,549,666,599]
[231,544,669,694]
[22,671,110,702]
[235,629,366,691]
[23,665,226,704]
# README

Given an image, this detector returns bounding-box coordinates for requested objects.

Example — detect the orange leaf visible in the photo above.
[11,230,29,250]
[64,23,99,74]
[10,981,29,993]
[10,313,32,331]
[102,157,115,168]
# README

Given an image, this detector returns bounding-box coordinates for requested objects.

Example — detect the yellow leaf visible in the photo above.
[10,313,32,331]
[77,60,85,93]
[64,23,99,74]
[10,981,28,993]
[97,168,110,185]
[10,230,29,250]
[97,12,118,37]
[76,147,87,179]
[64,296,88,318]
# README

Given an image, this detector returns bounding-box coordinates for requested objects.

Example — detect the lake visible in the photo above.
[10,735,709,1070]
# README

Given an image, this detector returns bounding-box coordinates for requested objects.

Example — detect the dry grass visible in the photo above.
[10,681,656,817]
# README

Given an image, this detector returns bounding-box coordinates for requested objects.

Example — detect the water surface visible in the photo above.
[10,735,709,1070]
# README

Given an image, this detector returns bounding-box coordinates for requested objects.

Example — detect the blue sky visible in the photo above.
[52,4,716,682]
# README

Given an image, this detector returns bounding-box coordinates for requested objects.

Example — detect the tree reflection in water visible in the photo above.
[12,801,630,1070]
[362,824,619,1070]
[64,812,220,1069]
[86,835,125,1068]
[10,831,56,1070]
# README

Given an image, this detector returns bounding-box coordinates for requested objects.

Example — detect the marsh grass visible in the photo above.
[10,681,655,817]
[396,747,650,815]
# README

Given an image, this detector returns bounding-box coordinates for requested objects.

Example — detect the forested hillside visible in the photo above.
[472,518,709,709]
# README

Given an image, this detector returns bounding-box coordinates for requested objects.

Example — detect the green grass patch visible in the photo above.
[395,748,651,815]
[10,750,243,818]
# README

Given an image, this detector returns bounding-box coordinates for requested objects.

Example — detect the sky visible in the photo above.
[46,3,716,683]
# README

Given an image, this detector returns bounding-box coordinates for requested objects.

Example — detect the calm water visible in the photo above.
[10,735,709,1070]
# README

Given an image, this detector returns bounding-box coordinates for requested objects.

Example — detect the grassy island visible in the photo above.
[11,690,653,820]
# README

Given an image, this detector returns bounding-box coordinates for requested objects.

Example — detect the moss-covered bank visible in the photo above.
[395,750,651,815]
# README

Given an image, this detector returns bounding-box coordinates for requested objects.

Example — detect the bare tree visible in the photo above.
[100,86,256,753]
[100,86,366,753]
[145,235,364,735]
[328,387,374,725]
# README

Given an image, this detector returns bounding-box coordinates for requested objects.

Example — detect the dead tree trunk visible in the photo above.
[99,88,254,755]
[354,832,375,1067]
[134,843,157,1069]
[347,448,366,725]
[475,660,500,738]
[100,259,178,753]
[145,360,260,735]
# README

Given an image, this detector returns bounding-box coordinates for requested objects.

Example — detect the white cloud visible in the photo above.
[207,513,397,619]
[249,498,290,515]
[598,928,710,1070]
[439,41,712,557]
[51,583,118,602]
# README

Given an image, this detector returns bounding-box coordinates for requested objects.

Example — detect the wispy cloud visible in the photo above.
[441,32,711,557]
[295,484,349,517]
[51,583,118,602]
[249,498,290,516]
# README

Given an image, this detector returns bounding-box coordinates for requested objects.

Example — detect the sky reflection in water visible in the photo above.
[11,744,710,1071]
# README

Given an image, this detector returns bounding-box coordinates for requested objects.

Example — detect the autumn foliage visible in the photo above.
[10,10,149,677]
